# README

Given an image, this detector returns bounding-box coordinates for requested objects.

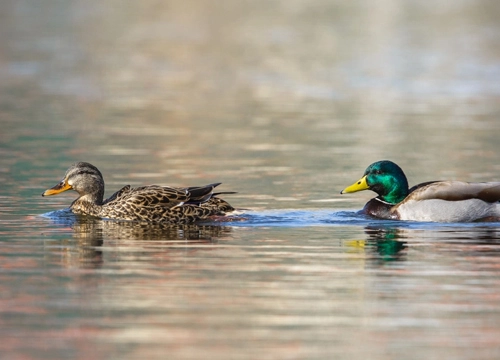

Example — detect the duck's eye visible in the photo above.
[373,170,382,175]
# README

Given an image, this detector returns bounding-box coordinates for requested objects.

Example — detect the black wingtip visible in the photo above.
[213,191,237,196]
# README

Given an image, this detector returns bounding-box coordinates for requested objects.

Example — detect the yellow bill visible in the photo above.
[341,175,369,194]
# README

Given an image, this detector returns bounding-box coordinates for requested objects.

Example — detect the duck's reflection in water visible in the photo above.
[354,223,500,264]
[71,217,232,242]
[44,213,233,268]
[363,226,408,261]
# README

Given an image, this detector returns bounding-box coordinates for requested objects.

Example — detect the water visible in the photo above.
[2,0,500,359]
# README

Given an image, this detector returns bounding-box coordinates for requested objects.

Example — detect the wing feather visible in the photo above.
[104,185,189,209]
[408,181,500,203]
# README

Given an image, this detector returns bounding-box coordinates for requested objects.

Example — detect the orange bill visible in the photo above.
[42,180,72,196]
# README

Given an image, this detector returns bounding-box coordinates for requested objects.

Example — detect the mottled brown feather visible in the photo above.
[43,162,235,223]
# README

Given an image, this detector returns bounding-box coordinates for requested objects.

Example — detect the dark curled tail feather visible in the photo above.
[185,183,236,207]
[187,183,221,197]
[186,183,221,204]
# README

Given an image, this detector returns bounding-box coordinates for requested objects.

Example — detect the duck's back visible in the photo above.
[395,181,500,222]
[408,181,500,202]
[97,184,233,223]
[98,185,189,221]
[109,185,189,204]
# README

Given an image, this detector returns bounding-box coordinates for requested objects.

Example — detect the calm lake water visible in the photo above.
[2,0,500,359]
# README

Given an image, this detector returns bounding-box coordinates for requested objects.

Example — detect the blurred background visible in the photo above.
[2,1,500,359]
[2,0,500,211]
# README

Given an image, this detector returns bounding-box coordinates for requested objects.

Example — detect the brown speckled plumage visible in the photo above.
[42,162,235,224]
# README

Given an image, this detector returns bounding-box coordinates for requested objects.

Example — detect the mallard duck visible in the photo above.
[340,160,500,222]
[42,162,235,224]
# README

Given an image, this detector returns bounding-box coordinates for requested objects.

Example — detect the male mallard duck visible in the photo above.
[340,160,500,222]
[42,162,235,224]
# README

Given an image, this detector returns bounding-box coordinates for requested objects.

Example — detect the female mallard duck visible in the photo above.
[42,162,235,224]
[341,160,500,222]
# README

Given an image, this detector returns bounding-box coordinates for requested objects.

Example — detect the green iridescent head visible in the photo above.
[341,160,409,204]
